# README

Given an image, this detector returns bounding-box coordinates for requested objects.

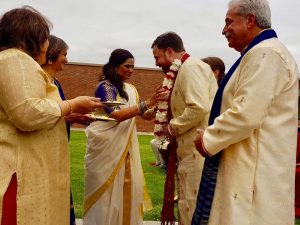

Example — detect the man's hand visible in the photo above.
[194,128,210,157]
[166,124,176,141]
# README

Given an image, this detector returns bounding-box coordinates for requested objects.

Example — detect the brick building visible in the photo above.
[56,62,164,132]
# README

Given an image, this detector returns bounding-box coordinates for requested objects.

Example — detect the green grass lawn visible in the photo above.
[70,130,166,220]
[70,130,300,224]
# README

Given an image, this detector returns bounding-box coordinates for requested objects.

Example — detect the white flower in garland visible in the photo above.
[156,111,168,122]
[157,101,168,110]
[170,59,182,70]
[162,79,173,89]
[154,59,183,150]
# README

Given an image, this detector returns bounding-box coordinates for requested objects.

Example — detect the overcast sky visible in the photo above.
[1,0,299,71]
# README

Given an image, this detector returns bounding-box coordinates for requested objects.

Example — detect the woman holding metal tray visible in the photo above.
[83,49,157,225]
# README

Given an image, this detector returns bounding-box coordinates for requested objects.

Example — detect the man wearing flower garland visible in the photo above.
[151,31,218,225]
[192,0,299,225]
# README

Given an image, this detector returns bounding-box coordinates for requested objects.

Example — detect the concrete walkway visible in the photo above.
[76,219,178,224]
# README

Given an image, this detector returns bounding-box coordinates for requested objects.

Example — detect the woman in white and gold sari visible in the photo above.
[83,49,156,225]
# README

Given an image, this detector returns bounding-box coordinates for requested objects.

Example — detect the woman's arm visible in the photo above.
[59,96,103,116]
[95,81,157,122]
[109,99,154,122]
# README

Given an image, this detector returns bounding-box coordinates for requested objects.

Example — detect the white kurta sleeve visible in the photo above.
[0,52,62,131]
[203,47,292,155]
[170,64,213,135]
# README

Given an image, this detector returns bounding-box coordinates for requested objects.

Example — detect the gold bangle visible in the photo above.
[66,100,72,115]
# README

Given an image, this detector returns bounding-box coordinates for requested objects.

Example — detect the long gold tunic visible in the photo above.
[204,38,299,225]
[170,57,218,224]
[0,49,69,224]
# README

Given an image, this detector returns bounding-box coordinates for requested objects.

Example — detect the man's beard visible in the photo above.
[162,65,170,74]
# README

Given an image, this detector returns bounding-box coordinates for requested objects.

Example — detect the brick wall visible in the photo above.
[56,62,164,132]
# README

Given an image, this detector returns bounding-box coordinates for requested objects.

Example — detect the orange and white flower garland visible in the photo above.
[154,59,182,150]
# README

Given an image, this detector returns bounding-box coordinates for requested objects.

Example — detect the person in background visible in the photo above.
[0,7,102,225]
[83,49,157,225]
[201,56,225,85]
[151,32,218,225]
[42,35,95,136]
[42,34,95,225]
[149,138,165,168]
[192,0,299,224]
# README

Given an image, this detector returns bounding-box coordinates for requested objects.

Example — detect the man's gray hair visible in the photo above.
[229,0,271,28]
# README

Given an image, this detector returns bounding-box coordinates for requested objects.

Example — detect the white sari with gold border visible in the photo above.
[83,83,151,225]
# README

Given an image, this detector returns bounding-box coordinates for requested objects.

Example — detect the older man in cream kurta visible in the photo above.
[0,49,69,224]
[170,57,217,224]
[193,1,299,225]
[206,37,298,225]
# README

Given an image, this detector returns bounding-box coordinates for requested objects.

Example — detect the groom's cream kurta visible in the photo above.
[169,57,218,224]
[204,38,299,225]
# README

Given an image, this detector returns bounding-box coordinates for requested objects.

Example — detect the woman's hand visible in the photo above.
[65,113,96,125]
[145,92,158,108]
[68,96,103,114]
[60,96,103,116]
[156,87,170,101]
[145,86,170,108]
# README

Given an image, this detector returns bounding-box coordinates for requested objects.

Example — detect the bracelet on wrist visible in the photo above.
[66,100,72,115]
[138,101,148,115]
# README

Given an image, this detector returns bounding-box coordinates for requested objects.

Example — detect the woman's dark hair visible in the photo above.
[0,6,52,58]
[202,56,226,82]
[101,49,134,101]
[45,35,68,64]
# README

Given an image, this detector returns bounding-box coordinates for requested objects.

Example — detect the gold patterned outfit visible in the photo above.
[0,49,69,224]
